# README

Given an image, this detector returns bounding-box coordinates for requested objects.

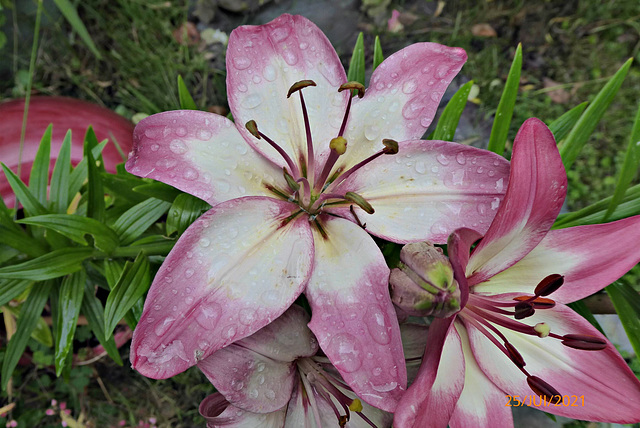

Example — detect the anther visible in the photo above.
[287,80,317,98]
[349,399,363,413]
[527,376,562,404]
[329,136,348,155]
[382,139,399,154]
[514,302,535,320]
[514,296,556,309]
[345,192,374,214]
[534,322,550,338]
[245,120,260,139]
[561,334,607,351]
[505,341,526,368]
[338,81,365,98]
[534,274,564,297]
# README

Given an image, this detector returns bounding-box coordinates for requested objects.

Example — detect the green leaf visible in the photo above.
[18,214,120,253]
[0,279,33,307]
[0,247,94,280]
[54,271,85,376]
[347,32,365,86]
[487,44,522,155]
[68,140,108,198]
[132,183,182,203]
[103,253,151,336]
[547,102,588,144]
[567,300,604,335]
[52,0,102,59]
[432,81,474,141]
[166,193,211,236]
[0,224,48,257]
[50,130,72,213]
[101,172,148,205]
[177,75,198,110]
[81,282,122,365]
[31,314,53,347]
[29,124,52,205]
[111,235,175,258]
[2,281,50,390]
[84,128,105,222]
[1,163,48,216]
[372,36,384,72]
[559,59,633,170]
[607,281,640,357]
[112,198,171,245]
[604,102,640,220]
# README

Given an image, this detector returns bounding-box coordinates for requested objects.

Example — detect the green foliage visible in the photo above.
[347,32,366,86]
[432,81,474,141]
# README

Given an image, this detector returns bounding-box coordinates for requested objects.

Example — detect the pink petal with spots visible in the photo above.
[326,140,510,244]
[399,323,429,385]
[130,197,314,379]
[127,111,285,206]
[466,118,566,285]
[199,393,286,428]
[226,14,348,169]
[393,317,465,428]
[305,216,405,412]
[337,43,467,172]
[466,303,640,423]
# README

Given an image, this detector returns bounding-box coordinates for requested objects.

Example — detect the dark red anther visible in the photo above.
[534,274,564,297]
[514,296,556,309]
[514,302,535,320]
[561,334,607,351]
[505,342,526,368]
[527,376,562,404]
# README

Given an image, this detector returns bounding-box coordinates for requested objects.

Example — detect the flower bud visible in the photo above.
[389,242,461,318]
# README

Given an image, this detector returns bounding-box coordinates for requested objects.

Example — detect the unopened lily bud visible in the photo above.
[389,242,461,318]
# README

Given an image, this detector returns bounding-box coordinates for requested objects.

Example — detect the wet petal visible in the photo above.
[130,197,314,379]
[197,306,317,413]
[394,317,465,428]
[473,214,640,302]
[466,304,640,423]
[305,216,405,412]
[449,324,513,428]
[448,228,483,307]
[200,393,286,428]
[227,14,348,168]
[467,118,566,284]
[400,323,429,385]
[127,110,285,206]
[325,140,510,243]
[339,43,467,171]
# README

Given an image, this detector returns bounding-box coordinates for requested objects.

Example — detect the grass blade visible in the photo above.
[52,0,102,59]
[559,58,633,170]
[347,32,365,86]
[112,198,171,245]
[432,80,474,141]
[84,127,105,222]
[487,43,522,155]
[373,36,384,71]
[82,282,122,365]
[547,102,588,143]
[1,163,48,216]
[0,247,94,280]
[29,124,52,205]
[54,270,85,376]
[177,75,198,110]
[50,130,72,213]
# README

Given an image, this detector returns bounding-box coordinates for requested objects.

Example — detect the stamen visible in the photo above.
[382,139,399,154]
[560,334,607,351]
[534,322,550,338]
[345,192,374,214]
[504,341,526,368]
[314,137,348,192]
[245,120,300,178]
[527,376,562,404]
[288,80,317,183]
[534,274,564,296]
[349,399,363,413]
[350,205,366,229]
[283,168,300,192]
[514,302,535,320]
[330,136,347,155]
[337,82,365,136]
[287,80,317,98]
[514,296,556,309]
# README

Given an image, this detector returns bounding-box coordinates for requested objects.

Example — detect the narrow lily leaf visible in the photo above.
[559,58,633,170]
[4,303,53,347]
[178,75,198,110]
[68,140,109,198]
[29,124,52,205]
[0,247,93,280]
[82,282,123,365]
[0,225,47,257]
[166,193,211,236]
[0,197,15,228]
[54,270,85,376]
[103,259,138,328]
[101,172,148,204]
[50,130,72,213]
[112,198,171,245]
[52,0,102,59]
[84,127,105,222]
[103,253,151,337]
[1,281,49,390]
[113,235,175,258]
[373,35,384,71]
[347,32,366,86]
[547,102,588,143]
[132,182,182,202]
[0,245,20,264]
[604,102,640,220]
[487,43,522,155]
[432,80,474,141]
[567,300,604,335]
[1,163,48,216]
[606,281,640,357]
[18,214,120,253]
[0,279,33,307]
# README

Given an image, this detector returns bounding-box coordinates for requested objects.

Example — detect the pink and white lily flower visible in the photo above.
[394,118,640,427]
[197,305,392,427]
[126,14,510,410]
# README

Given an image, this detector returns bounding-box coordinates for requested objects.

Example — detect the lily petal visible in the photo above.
[339,43,467,171]
[127,110,285,206]
[448,228,483,307]
[227,14,348,168]
[197,306,317,413]
[466,118,566,284]
[466,303,640,423]
[200,393,286,428]
[326,140,510,243]
[449,323,514,428]
[305,216,405,412]
[472,214,640,302]
[130,197,314,379]
[400,323,429,385]
[393,317,465,428]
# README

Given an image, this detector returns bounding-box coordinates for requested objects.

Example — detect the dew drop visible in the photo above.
[154,317,174,336]
[373,367,382,376]
[270,26,290,42]
[169,139,188,155]
[328,333,363,373]
[185,268,194,278]
[239,308,255,326]
[185,296,194,304]
[252,75,262,84]
[430,92,441,102]
[150,143,160,152]
[233,56,252,70]
[265,390,276,400]
[299,42,308,49]
[491,197,500,210]
[234,381,244,391]
[175,127,187,137]
[197,129,212,141]
[156,158,178,170]
[436,64,449,78]
[476,166,484,174]
[225,325,237,338]
[282,50,298,66]
[242,94,263,109]
[415,161,427,174]
[183,167,199,181]
[496,178,504,192]
[238,83,248,93]
[436,153,450,165]
[364,307,391,345]
[199,238,211,247]
[262,64,277,82]
[477,203,487,215]
[195,303,221,329]
[456,152,466,165]
[249,389,259,399]
[402,79,418,94]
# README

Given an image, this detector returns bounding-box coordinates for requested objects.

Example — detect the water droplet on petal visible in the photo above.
[199,238,211,247]
[238,84,248,93]
[402,79,418,94]
[282,50,298,66]
[225,325,237,338]
[150,143,160,152]
[239,308,255,326]
[242,94,263,109]
[195,303,221,329]
[197,129,212,141]
[270,26,290,42]
[175,127,187,137]
[262,64,277,81]
[185,268,194,278]
[265,390,276,400]
[170,139,188,155]
[415,161,427,174]
[328,333,363,373]
[249,389,259,399]
[155,317,175,336]
[364,307,391,345]
[183,167,199,181]
[233,56,252,70]
[456,152,466,165]
[436,154,450,165]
